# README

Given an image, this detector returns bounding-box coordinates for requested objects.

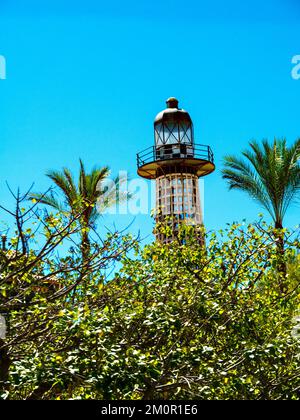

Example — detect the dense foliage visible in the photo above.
[1,199,299,399]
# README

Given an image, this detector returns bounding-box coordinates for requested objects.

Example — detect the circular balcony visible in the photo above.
[137,143,215,180]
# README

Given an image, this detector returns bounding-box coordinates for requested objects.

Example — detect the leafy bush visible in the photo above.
[2,218,299,400]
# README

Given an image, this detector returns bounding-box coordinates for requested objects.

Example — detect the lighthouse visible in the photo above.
[137,98,215,242]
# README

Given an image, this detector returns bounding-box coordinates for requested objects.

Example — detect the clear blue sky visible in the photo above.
[0,0,299,241]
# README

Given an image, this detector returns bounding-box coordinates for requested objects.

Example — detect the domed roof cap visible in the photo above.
[154,97,192,124]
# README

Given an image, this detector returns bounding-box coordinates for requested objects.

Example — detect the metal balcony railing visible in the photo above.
[137,143,214,169]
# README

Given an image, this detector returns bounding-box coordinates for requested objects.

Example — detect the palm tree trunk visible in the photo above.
[80,227,92,297]
[274,221,287,293]
[81,231,90,266]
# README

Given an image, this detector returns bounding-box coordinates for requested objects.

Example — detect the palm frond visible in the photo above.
[45,170,75,208]
[27,192,64,212]
[79,159,87,199]
[222,137,300,227]
[62,168,78,203]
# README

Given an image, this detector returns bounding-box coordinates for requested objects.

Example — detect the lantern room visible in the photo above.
[137,98,214,180]
[154,97,194,161]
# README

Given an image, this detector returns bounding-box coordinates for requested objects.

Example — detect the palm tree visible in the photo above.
[222,138,300,282]
[29,159,126,265]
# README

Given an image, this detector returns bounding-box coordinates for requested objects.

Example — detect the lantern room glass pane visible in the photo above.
[164,122,179,144]
[155,121,193,147]
[179,125,193,144]
[155,123,164,146]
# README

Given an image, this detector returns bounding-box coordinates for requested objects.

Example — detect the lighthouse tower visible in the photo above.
[137,98,215,242]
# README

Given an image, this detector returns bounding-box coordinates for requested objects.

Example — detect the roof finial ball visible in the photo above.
[166,97,179,109]
[136,97,215,243]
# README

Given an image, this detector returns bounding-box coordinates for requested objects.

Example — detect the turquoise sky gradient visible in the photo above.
[0,0,299,241]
